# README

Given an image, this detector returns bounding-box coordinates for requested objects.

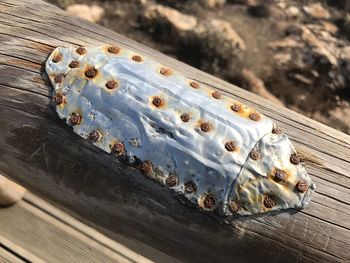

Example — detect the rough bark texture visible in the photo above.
[0,0,349,262]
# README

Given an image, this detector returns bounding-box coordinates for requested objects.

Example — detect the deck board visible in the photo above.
[0,245,26,263]
[0,192,157,263]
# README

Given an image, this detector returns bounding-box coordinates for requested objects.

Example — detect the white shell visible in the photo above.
[45,45,315,216]
[229,133,316,215]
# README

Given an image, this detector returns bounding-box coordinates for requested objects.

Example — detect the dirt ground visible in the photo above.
[48,0,350,134]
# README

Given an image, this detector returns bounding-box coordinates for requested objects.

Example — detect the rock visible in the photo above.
[141,5,245,74]
[270,23,343,73]
[142,5,245,51]
[194,19,246,51]
[300,26,337,66]
[321,21,338,35]
[303,3,330,19]
[276,1,287,10]
[286,6,300,18]
[187,18,246,73]
[201,0,226,8]
[272,52,291,66]
[269,20,350,127]
[292,73,313,85]
[142,4,197,33]
[114,9,126,19]
[137,0,148,5]
[66,4,105,23]
[231,0,257,4]
[269,37,303,49]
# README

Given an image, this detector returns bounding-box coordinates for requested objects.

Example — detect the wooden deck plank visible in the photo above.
[0,192,157,263]
[0,245,25,263]
[0,0,349,262]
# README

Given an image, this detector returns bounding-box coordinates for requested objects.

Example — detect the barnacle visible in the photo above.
[46,45,316,216]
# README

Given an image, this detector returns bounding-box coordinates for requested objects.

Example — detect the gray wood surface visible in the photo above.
[0,192,157,263]
[0,0,349,262]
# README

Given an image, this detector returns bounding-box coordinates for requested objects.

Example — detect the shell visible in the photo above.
[45,45,316,216]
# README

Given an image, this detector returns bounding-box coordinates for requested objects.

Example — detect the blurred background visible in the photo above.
[47,0,350,134]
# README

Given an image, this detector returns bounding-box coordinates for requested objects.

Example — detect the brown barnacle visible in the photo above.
[290,153,302,165]
[76,47,86,55]
[53,94,65,105]
[225,141,237,152]
[274,169,287,183]
[106,80,118,90]
[52,53,62,63]
[107,46,120,54]
[199,194,216,212]
[111,141,125,156]
[263,195,276,208]
[212,91,222,99]
[231,103,241,112]
[180,113,191,123]
[54,73,65,84]
[132,55,143,62]
[89,130,101,142]
[85,67,97,79]
[249,112,261,121]
[272,126,283,135]
[296,180,308,193]
[184,181,197,194]
[229,200,241,213]
[69,61,80,68]
[249,149,260,160]
[152,96,164,107]
[141,160,153,175]
[70,113,81,125]
[189,81,200,89]
[200,122,212,133]
[160,67,172,76]
[165,174,179,187]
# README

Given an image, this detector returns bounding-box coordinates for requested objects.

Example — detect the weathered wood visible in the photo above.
[0,175,26,206]
[0,0,349,262]
[0,245,25,263]
[0,192,157,263]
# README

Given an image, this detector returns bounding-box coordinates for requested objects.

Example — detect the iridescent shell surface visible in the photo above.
[45,45,316,216]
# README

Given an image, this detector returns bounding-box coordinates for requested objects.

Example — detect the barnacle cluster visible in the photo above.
[46,45,315,216]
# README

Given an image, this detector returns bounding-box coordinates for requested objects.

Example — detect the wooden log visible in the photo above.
[0,0,349,262]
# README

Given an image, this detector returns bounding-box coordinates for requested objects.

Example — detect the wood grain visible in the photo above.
[0,192,157,263]
[0,244,25,263]
[0,0,349,262]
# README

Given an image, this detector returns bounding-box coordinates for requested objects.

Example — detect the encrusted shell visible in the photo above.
[46,45,316,216]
